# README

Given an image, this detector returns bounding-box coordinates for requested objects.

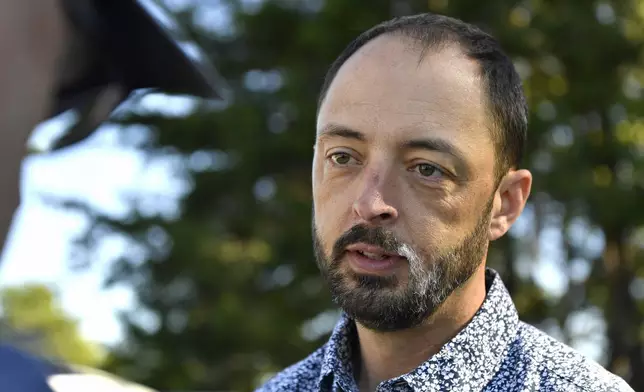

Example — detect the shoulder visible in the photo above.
[509,322,633,392]
[254,347,326,392]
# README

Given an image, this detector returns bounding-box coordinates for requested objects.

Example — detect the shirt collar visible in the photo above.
[318,310,357,391]
[318,268,519,391]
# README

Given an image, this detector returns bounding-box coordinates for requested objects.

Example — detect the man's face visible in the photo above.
[312,35,502,332]
[0,1,67,138]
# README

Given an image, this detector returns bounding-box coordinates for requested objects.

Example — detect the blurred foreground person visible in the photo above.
[0,1,226,391]
[257,13,634,392]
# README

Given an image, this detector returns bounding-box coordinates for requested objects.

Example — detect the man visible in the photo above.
[0,1,225,391]
[257,13,634,392]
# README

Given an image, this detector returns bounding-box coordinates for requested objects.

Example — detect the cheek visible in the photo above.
[407,185,463,228]
[402,186,486,250]
[401,204,445,251]
[312,204,345,257]
[312,159,354,253]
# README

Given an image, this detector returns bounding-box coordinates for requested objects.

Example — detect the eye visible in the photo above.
[328,152,359,166]
[413,163,445,179]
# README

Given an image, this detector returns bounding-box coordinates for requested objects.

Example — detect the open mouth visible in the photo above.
[356,250,393,260]
[345,244,406,273]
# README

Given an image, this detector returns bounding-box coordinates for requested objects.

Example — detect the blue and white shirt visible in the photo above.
[256,269,634,392]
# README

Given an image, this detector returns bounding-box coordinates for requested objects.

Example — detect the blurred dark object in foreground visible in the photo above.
[46,0,230,151]
[0,1,229,392]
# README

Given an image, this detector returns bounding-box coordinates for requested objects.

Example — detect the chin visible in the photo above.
[344,298,436,332]
[329,272,437,332]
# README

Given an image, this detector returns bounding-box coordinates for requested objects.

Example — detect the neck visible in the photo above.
[354,265,487,392]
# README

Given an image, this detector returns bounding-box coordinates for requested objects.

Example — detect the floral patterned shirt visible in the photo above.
[256,269,634,392]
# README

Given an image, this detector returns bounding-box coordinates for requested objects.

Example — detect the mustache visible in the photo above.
[331,224,406,262]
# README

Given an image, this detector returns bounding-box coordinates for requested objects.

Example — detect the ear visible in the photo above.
[488,169,532,241]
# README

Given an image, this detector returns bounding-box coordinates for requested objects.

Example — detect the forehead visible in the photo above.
[317,35,494,157]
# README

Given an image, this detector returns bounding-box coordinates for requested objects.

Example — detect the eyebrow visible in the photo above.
[317,123,467,163]
[402,138,467,164]
[317,124,366,141]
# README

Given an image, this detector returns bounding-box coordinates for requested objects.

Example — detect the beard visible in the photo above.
[312,201,492,332]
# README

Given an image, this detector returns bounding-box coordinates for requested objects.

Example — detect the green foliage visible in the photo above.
[55,0,644,390]
[0,284,105,367]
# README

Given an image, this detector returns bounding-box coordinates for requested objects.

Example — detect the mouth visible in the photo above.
[344,243,406,274]
[357,250,389,260]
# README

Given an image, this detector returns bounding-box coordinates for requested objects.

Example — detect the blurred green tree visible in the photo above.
[51,0,644,390]
[0,283,105,367]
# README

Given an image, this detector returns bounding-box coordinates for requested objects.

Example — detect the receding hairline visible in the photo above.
[318,32,485,106]
[318,31,502,155]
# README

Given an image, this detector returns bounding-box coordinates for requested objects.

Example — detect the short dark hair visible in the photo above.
[317,13,528,178]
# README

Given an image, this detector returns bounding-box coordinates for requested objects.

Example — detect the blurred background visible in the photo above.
[0,0,643,391]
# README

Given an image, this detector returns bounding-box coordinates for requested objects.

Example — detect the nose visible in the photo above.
[352,171,399,225]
